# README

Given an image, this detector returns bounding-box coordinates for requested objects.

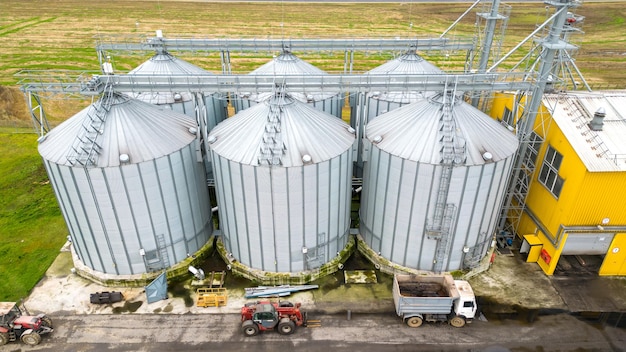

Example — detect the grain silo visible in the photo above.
[351,49,443,126]
[359,92,518,272]
[352,50,443,177]
[128,48,228,179]
[232,48,344,118]
[128,48,228,131]
[209,90,355,273]
[38,91,213,276]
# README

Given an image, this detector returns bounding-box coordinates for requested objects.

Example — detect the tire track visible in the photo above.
[0,17,56,37]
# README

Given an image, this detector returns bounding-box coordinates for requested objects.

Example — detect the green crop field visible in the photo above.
[0,0,624,302]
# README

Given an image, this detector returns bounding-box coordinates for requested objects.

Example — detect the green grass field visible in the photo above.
[0,0,624,302]
[0,131,67,302]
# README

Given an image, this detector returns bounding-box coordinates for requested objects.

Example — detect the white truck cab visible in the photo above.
[452,280,477,319]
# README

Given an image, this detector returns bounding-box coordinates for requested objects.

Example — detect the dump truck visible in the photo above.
[393,274,477,328]
[0,302,53,346]
[240,300,307,336]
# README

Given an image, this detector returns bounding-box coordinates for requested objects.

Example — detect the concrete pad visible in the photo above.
[551,277,625,312]
[467,250,567,310]
[23,244,626,319]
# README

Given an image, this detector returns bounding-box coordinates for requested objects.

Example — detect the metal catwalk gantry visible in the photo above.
[19,35,532,139]
[18,0,586,270]
[94,36,476,75]
[494,0,587,245]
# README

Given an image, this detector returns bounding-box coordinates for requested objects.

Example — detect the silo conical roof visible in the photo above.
[251,51,326,75]
[39,92,197,167]
[367,51,443,104]
[129,49,213,104]
[243,50,337,103]
[366,92,518,165]
[209,91,354,166]
[368,51,442,75]
[130,49,211,75]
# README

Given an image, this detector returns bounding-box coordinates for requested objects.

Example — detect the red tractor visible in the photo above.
[0,302,53,346]
[240,300,307,336]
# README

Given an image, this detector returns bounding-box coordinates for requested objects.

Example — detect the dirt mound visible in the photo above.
[0,86,29,122]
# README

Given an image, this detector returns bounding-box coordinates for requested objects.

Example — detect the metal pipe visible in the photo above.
[487,7,567,73]
[440,0,482,39]
[478,0,502,73]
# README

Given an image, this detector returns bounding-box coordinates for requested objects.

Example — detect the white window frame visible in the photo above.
[538,145,564,198]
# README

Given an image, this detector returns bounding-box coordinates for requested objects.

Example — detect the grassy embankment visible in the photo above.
[0,1,624,302]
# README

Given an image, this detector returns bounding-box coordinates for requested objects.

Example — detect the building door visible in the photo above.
[599,233,626,276]
[561,233,613,255]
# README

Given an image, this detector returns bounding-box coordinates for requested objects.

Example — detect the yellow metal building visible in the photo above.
[490,91,626,276]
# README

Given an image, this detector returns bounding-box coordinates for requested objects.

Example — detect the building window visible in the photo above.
[538,145,564,198]
[502,107,514,127]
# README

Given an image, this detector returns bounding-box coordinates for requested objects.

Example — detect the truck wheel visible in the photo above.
[450,316,466,328]
[21,331,42,346]
[241,320,259,337]
[0,332,9,346]
[278,318,296,335]
[41,316,53,328]
[406,316,423,328]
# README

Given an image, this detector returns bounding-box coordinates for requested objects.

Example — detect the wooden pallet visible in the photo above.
[191,271,226,288]
[208,271,226,288]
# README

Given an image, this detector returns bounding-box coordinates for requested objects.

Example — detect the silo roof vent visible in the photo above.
[589,107,606,131]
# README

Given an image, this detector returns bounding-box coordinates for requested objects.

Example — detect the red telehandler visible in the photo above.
[240,300,308,336]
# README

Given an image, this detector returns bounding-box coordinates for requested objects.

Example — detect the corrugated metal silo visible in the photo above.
[233,49,344,118]
[352,50,443,177]
[128,48,228,131]
[38,92,213,276]
[129,48,228,179]
[354,50,443,125]
[209,90,355,273]
[359,92,518,272]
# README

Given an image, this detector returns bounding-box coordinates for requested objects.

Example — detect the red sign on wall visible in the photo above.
[540,249,551,264]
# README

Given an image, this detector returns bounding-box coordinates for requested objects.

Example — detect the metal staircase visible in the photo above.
[427,94,466,273]
[306,232,327,270]
[258,88,287,166]
[432,204,457,273]
[193,92,208,163]
[156,233,170,270]
[463,231,491,269]
[66,84,115,166]
[498,91,544,238]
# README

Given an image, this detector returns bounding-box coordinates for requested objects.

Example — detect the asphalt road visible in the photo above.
[15,311,625,352]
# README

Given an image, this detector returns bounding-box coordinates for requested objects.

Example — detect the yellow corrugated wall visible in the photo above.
[570,173,626,225]
[536,229,560,275]
[489,92,510,120]
[522,116,585,237]
[600,233,626,275]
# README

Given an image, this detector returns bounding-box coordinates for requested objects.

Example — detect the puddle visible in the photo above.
[477,296,626,329]
[572,311,626,328]
[169,280,194,307]
[111,300,143,314]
